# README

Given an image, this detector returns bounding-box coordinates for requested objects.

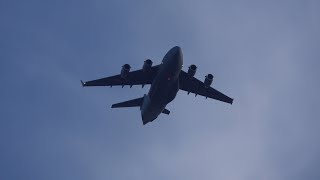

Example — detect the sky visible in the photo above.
[1,0,320,179]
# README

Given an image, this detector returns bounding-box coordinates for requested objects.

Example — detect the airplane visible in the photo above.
[81,46,233,125]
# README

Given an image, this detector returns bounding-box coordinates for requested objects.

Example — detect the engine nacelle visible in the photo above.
[187,64,197,78]
[121,64,131,79]
[143,59,153,72]
[204,74,214,88]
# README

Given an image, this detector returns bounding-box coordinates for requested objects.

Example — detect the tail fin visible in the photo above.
[111,97,143,108]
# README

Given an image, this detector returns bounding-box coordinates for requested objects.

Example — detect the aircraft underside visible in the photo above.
[81,46,233,125]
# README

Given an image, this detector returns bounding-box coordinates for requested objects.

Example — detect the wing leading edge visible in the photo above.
[179,70,233,104]
[81,65,160,87]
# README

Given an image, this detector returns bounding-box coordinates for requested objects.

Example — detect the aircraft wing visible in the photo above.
[82,65,160,87]
[179,70,233,104]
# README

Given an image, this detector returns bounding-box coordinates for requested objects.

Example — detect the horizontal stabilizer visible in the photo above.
[111,97,143,108]
[162,108,170,115]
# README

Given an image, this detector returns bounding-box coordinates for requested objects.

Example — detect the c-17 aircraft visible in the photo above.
[81,46,233,125]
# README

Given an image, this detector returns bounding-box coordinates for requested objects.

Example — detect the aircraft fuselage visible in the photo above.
[141,46,183,124]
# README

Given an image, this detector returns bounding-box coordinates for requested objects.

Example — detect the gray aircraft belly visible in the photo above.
[141,76,178,123]
[141,50,183,124]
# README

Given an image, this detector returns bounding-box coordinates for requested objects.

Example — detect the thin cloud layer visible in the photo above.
[1,0,319,180]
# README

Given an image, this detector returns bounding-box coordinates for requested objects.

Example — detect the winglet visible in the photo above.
[230,98,234,105]
[80,80,85,87]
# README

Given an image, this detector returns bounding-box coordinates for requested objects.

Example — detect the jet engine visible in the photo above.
[143,59,153,72]
[121,64,131,79]
[187,64,197,78]
[204,74,214,88]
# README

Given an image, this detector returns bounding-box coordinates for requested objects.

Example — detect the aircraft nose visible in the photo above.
[170,46,183,64]
[175,46,183,66]
[163,46,183,67]
[171,46,182,58]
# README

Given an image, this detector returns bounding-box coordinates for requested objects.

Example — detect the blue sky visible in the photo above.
[1,0,320,179]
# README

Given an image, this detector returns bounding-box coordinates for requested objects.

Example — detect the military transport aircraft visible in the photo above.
[81,46,233,125]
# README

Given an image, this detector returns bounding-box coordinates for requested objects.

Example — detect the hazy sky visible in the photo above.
[1,0,320,180]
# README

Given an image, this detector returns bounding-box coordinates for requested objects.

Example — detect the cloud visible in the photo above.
[1,0,319,180]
